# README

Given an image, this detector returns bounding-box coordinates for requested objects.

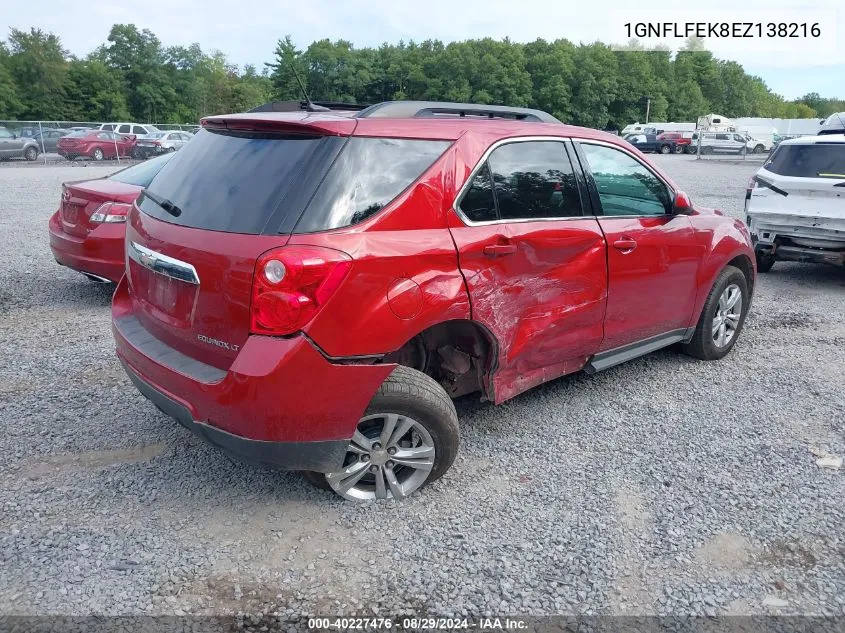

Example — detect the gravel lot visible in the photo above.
[1,155,843,621]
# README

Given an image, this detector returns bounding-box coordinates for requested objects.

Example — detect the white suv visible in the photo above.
[97,123,161,139]
[745,134,845,271]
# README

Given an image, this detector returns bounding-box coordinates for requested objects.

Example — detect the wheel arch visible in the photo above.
[382,318,499,401]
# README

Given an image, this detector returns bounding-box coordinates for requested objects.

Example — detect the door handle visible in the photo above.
[483,243,517,257]
[613,238,637,253]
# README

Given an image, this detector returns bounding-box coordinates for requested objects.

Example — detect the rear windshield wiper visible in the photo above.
[755,176,788,197]
[142,189,182,217]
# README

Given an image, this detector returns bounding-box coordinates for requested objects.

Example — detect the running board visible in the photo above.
[585,328,694,374]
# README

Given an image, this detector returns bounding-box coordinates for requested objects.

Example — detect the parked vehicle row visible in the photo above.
[0,122,199,161]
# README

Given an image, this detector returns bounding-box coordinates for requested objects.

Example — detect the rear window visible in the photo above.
[294,138,450,232]
[140,128,344,234]
[765,143,845,179]
[109,153,173,187]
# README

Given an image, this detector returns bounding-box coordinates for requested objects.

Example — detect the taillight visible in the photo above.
[747,176,758,193]
[90,202,132,223]
[250,246,352,336]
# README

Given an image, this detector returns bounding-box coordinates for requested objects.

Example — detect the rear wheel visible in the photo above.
[753,145,765,154]
[682,265,749,361]
[302,366,459,501]
[92,148,104,161]
[756,250,776,273]
[660,144,671,155]
[674,144,684,154]
[24,146,38,161]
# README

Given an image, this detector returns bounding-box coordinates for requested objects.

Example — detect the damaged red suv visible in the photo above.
[112,101,755,501]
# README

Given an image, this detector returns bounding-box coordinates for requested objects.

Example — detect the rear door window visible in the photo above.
[133,126,146,135]
[118,124,131,134]
[139,129,345,235]
[458,164,497,223]
[487,141,583,220]
[765,143,845,179]
[294,138,450,233]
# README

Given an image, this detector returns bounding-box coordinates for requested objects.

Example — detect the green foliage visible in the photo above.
[0,26,839,126]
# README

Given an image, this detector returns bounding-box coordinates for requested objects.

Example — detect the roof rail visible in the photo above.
[248,100,370,113]
[355,101,561,123]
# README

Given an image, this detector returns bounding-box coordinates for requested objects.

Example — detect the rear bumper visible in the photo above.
[111,276,394,471]
[749,211,845,265]
[121,361,349,471]
[48,211,125,283]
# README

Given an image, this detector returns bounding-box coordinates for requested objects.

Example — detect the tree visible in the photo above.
[6,28,69,119]
[64,58,129,121]
[266,36,306,100]
[0,42,23,118]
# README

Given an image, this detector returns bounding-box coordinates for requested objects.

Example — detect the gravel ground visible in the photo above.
[0,156,843,621]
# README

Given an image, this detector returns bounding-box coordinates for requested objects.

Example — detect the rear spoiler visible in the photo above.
[201,115,355,137]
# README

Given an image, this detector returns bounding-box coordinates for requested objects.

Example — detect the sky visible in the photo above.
[2,0,842,101]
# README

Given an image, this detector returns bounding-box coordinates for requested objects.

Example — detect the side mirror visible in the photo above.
[672,191,693,214]
[11,133,17,139]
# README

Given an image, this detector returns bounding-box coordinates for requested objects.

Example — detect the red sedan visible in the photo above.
[56,130,137,161]
[49,153,174,283]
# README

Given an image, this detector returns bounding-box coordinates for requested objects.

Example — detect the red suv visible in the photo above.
[656,132,692,154]
[112,101,755,501]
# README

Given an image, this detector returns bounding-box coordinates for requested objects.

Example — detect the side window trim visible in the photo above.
[572,138,675,217]
[453,136,586,225]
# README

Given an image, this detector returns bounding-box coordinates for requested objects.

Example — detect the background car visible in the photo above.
[57,130,137,161]
[0,126,40,161]
[746,134,845,272]
[31,128,71,153]
[626,133,678,154]
[656,132,691,154]
[133,131,192,158]
[691,132,750,155]
[49,152,175,283]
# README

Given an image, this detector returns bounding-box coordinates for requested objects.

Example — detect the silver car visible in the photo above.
[0,126,40,161]
[133,131,192,158]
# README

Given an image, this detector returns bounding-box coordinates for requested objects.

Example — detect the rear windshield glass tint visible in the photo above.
[765,143,845,179]
[109,153,173,187]
[295,138,450,233]
[139,129,336,234]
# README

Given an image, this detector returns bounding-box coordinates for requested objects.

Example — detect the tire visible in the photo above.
[24,146,38,162]
[682,265,750,361]
[674,144,684,154]
[166,146,177,153]
[92,148,104,161]
[756,250,776,273]
[753,145,764,154]
[660,144,671,155]
[302,366,460,501]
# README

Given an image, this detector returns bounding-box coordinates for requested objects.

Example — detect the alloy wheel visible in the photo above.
[326,413,435,501]
[712,283,742,348]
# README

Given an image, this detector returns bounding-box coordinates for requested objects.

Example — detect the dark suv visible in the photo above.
[112,101,755,501]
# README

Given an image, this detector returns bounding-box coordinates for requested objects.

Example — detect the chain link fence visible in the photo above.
[0,120,199,166]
